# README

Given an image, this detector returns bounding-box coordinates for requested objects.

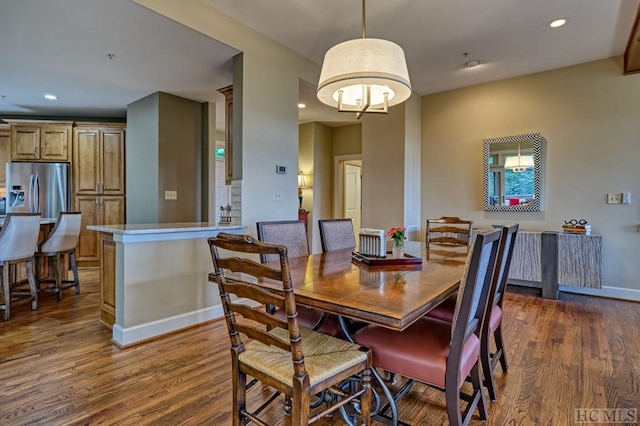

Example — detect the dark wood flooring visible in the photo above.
[1,269,639,425]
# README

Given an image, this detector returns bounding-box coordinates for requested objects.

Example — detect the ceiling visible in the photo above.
[1,0,638,128]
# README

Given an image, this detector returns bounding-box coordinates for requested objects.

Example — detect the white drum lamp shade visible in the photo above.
[317,38,412,111]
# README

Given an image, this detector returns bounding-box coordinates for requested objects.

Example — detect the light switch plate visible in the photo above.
[165,190,177,200]
[607,193,622,204]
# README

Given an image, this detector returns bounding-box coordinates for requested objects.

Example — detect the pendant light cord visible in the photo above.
[362,0,366,38]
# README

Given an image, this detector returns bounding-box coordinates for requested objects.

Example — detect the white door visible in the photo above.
[343,161,362,235]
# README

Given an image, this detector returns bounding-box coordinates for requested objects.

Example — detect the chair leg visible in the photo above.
[470,362,488,421]
[54,252,62,301]
[360,368,372,425]
[494,324,508,372]
[69,251,80,294]
[1,265,9,321]
[232,363,246,426]
[290,384,310,425]
[26,258,38,311]
[445,372,463,426]
[481,326,498,402]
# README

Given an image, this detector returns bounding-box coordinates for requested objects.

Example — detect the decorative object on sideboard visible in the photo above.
[219,204,232,226]
[562,218,591,235]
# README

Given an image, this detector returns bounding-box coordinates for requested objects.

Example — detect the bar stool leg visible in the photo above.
[1,265,9,321]
[26,258,38,310]
[54,252,63,301]
[70,251,80,294]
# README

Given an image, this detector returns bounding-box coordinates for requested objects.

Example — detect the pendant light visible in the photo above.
[317,0,412,119]
[504,143,534,172]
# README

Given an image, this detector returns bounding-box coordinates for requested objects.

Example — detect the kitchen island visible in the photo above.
[87,222,244,347]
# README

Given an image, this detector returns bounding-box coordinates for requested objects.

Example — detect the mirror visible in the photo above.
[483,133,542,212]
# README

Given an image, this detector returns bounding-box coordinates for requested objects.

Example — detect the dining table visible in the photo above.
[258,240,468,425]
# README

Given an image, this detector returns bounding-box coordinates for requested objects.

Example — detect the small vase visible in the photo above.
[392,240,405,259]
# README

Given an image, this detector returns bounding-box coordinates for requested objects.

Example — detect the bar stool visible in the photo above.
[36,211,82,301]
[0,213,42,321]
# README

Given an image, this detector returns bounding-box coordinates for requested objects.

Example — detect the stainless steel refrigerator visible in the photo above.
[6,162,70,218]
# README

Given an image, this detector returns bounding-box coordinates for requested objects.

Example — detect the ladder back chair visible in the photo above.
[354,228,502,426]
[319,219,356,253]
[426,216,473,260]
[36,211,82,300]
[208,233,372,425]
[0,213,42,321]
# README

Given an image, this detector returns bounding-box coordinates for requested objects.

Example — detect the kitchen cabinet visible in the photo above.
[75,195,124,265]
[9,122,72,161]
[73,125,125,195]
[217,85,233,185]
[0,125,10,185]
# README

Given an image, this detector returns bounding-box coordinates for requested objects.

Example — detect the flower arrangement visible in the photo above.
[387,226,406,247]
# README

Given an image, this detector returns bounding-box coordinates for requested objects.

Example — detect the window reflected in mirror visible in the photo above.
[483,134,542,212]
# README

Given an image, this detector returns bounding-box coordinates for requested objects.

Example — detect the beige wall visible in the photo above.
[422,56,640,292]
[332,124,362,157]
[126,92,204,223]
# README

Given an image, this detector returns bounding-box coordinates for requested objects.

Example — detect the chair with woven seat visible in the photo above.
[426,216,473,260]
[425,223,519,401]
[208,233,372,425]
[35,211,82,301]
[353,228,502,426]
[257,220,331,333]
[319,219,356,253]
[0,213,42,321]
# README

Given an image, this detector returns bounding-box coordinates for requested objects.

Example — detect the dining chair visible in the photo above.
[256,220,330,333]
[0,213,42,321]
[424,224,519,401]
[35,211,82,301]
[208,233,372,425]
[426,216,473,260]
[353,228,502,426]
[256,220,309,263]
[319,218,356,252]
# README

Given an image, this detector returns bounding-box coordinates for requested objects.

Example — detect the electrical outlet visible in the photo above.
[272,190,282,202]
[164,190,177,200]
[606,193,622,204]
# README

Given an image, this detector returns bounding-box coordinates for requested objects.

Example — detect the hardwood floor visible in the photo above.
[1,268,639,425]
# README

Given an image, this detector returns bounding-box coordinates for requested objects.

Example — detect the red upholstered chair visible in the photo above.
[354,228,502,426]
[208,233,372,425]
[425,223,519,401]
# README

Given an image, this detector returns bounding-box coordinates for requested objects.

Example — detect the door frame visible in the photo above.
[333,154,362,218]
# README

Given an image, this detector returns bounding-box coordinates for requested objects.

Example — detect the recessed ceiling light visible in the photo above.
[549,18,568,28]
[465,60,482,69]
[298,103,306,108]
[44,94,58,100]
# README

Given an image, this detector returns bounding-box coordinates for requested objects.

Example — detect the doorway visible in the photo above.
[334,155,362,236]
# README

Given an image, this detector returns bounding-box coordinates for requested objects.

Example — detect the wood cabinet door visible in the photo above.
[73,128,101,195]
[11,126,40,160]
[75,196,101,263]
[40,126,69,161]
[0,129,10,184]
[101,129,125,195]
[102,196,125,225]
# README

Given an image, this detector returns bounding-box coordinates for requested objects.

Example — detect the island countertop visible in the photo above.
[87,222,244,235]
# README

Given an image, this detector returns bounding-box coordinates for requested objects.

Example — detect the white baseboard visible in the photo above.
[112,304,225,347]
[559,285,640,302]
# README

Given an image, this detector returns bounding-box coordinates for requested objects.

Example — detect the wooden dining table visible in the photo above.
[258,240,468,425]
[263,241,467,331]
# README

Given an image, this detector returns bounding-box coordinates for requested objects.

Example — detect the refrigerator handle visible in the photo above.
[34,174,40,213]
[29,174,35,213]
